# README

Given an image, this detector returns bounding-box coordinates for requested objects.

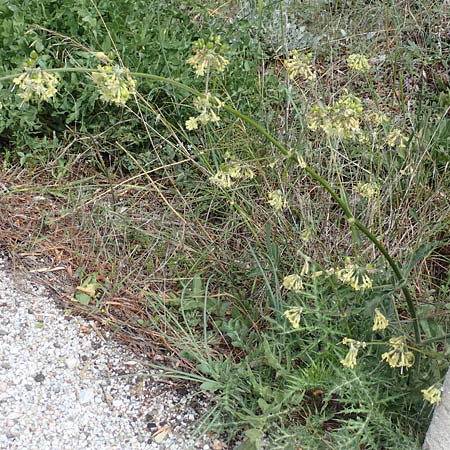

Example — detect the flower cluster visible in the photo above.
[268,190,287,211]
[381,336,414,372]
[13,70,59,103]
[307,92,364,139]
[335,258,373,291]
[356,181,379,199]
[185,93,224,130]
[340,338,367,369]
[421,385,442,405]
[283,306,303,329]
[386,128,408,149]
[209,160,255,188]
[187,35,229,77]
[284,50,316,81]
[347,54,371,73]
[283,274,304,292]
[372,308,389,331]
[92,65,136,106]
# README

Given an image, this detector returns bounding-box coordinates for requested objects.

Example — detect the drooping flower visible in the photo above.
[347,54,371,73]
[372,308,389,331]
[185,93,224,130]
[187,35,229,77]
[92,65,136,105]
[284,49,316,81]
[386,129,408,149]
[283,274,304,292]
[283,306,303,329]
[381,336,415,371]
[421,385,442,405]
[13,70,59,102]
[268,190,287,211]
[335,258,373,291]
[209,160,255,188]
[340,338,367,369]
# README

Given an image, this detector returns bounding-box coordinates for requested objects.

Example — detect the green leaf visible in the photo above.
[200,380,222,392]
[74,292,91,306]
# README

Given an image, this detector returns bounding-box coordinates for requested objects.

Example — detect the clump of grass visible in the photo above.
[1,0,449,449]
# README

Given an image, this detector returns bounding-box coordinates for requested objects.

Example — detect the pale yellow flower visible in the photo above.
[186,93,224,130]
[381,336,415,371]
[284,50,316,81]
[283,274,304,292]
[335,258,373,291]
[347,54,370,72]
[372,308,389,331]
[13,70,59,102]
[92,65,136,105]
[307,92,363,139]
[209,171,233,188]
[421,385,442,405]
[356,182,379,199]
[297,154,307,168]
[283,306,303,329]
[187,35,229,77]
[300,258,310,277]
[185,117,199,130]
[386,129,408,149]
[268,190,287,211]
[340,338,367,369]
[208,160,254,188]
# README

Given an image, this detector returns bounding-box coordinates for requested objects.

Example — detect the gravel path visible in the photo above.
[0,257,216,450]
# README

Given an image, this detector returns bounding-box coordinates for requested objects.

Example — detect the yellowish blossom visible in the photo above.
[13,70,59,102]
[386,129,408,149]
[186,93,224,130]
[335,258,373,291]
[372,308,389,331]
[356,181,379,199]
[268,190,287,211]
[209,171,233,188]
[283,274,304,292]
[381,336,415,371]
[92,65,136,105]
[185,117,199,130]
[340,338,367,369]
[187,35,229,77]
[347,54,371,73]
[284,49,316,81]
[307,92,363,139]
[209,160,254,188]
[300,257,310,277]
[421,385,442,405]
[283,306,303,329]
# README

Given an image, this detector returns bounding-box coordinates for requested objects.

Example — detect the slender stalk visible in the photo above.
[0,67,421,343]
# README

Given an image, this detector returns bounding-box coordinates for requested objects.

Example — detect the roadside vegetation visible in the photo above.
[1,1,449,448]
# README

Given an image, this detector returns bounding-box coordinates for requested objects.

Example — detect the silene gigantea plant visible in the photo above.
[1,37,446,435]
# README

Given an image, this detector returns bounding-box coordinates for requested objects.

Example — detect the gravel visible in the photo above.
[0,256,218,450]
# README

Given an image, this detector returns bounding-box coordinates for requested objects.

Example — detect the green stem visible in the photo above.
[0,67,421,343]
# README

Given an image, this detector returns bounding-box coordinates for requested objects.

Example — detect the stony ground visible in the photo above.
[0,256,220,450]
